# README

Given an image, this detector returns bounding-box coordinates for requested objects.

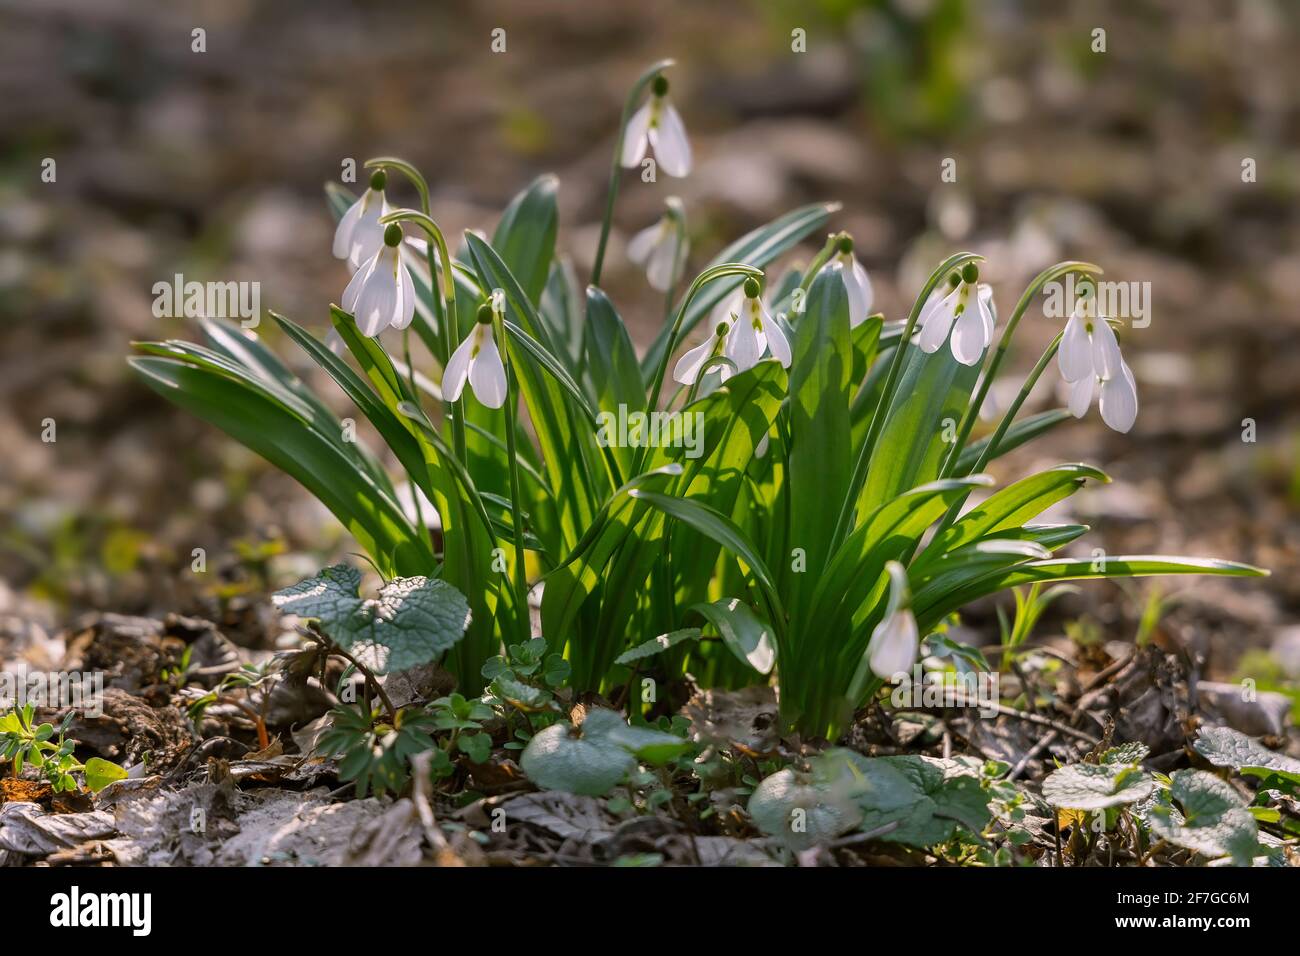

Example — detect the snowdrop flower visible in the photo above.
[829,237,874,328]
[341,224,416,336]
[916,263,996,366]
[621,75,692,178]
[341,224,415,336]
[443,304,507,409]
[1057,290,1138,433]
[627,200,687,291]
[333,170,391,271]
[867,562,919,679]
[674,278,789,385]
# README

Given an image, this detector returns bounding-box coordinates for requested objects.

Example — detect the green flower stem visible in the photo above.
[938,261,1102,481]
[829,252,983,553]
[794,232,846,301]
[495,310,532,643]
[591,59,675,286]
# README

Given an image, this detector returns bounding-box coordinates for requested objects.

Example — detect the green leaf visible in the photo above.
[273,565,471,672]
[750,749,993,850]
[641,202,839,377]
[614,628,702,666]
[916,555,1267,630]
[747,767,864,851]
[1041,761,1156,810]
[1147,769,1261,866]
[129,356,430,577]
[628,489,785,629]
[1193,725,1300,784]
[786,264,853,620]
[84,757,128,793]
[954,408,1071,474]
[1101,742,1151,765]
[491,173,558,305]
[590,712,692,765]
[520,713,637,796]
[858,328,981,517]
[916,463,1108,571]
[843,752,993,847]
[458,732,492,765]
[688,599,776,674]
[585,286,646,474]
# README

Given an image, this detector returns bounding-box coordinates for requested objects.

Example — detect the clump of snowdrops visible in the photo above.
[132,59,1263,740]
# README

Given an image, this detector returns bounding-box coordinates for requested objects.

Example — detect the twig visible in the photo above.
[1008,729,1058,781]
[411,751,460,865]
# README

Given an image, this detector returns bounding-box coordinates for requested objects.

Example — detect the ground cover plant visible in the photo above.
[4,51,1285,870]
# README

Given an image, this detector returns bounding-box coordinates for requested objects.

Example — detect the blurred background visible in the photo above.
[1,0,1297,697]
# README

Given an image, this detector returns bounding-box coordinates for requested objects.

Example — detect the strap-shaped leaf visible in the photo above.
[628,489,785,630]
[129,356,431,576]
[689,598,776,674]
[915,555,1267,630]
[786,265,853,622]
[954,408,1071,474]
[915,463,1108,571]
[491,173,558,305]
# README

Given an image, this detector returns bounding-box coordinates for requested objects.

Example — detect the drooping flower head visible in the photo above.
[831,236,875,328]
[866,561,920,680]
[341,223,416,336]
[443,303,507,410]
[674,277,789,385]
[1057,280,1138,433]
[621,75,692,178]
[628,198,688,292]
[333,170,391,271]
[916,262,996,366]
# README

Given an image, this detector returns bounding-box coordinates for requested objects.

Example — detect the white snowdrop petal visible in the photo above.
[469,330,508,409]
[1068,375,1095,419]
[1058,310,1093,383]
[672,335,719,386]
[725,307,761,372]
[347,197,388,270]
[917,288,960,353]
[392,258,416,330]
[354,265,396,337]
[760,309,792,368]
[1099,359,1138,433]
[626,222,661,266]
[645,233,678,291]
[651,102,692,177]
[977,284,996,343]
[442,330,476,402]
[341,252,375,312]
[851,258,875,321]
[1091,317,1123,381]
[620,104,652,168]
[949,302,987,366]
[868,611,919,679]
[333,197,365,259]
